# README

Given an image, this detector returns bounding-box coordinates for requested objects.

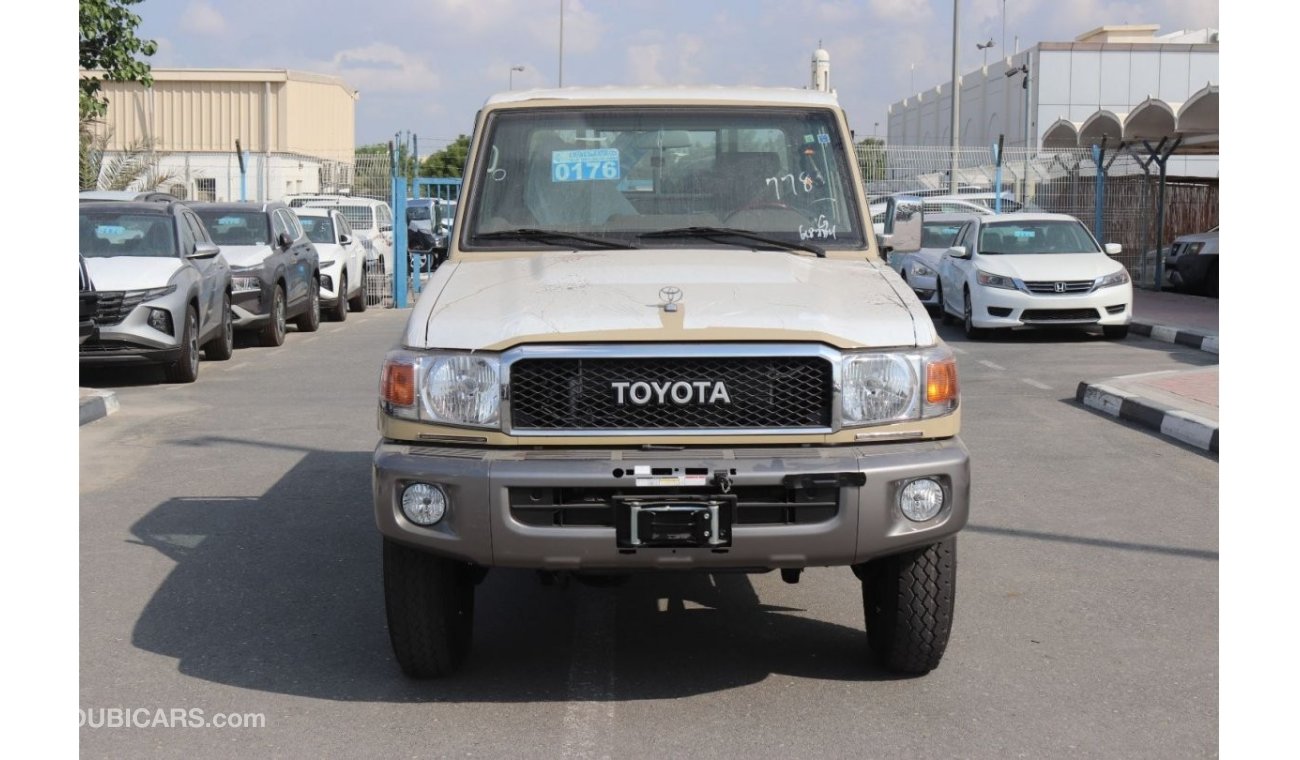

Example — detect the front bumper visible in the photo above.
[374,438,970,570]
[80,296,185,365]
[319,262,343,306]
[231,274,272,329]
[970,283,1132,329]
[907,274,939,305]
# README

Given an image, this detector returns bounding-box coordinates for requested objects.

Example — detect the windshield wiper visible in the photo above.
[638,227,825,258]
[476,228,638,250]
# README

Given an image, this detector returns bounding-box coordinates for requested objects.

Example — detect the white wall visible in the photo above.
[109,153,333,202]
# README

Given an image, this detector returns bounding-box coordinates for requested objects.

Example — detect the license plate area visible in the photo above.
[614,495,735,548]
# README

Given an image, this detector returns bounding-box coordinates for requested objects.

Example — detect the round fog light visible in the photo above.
[401,483,447,526]
[899,478,945,522]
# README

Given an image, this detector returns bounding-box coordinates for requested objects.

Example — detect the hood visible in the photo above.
[83,256,183,291]
[312,242,344,261]
[978,253,1122,281]
[914,248,947,270]
[219,245,275,269]
[408,249,932,351]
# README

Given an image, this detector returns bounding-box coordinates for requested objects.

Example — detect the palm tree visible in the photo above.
[79,114,180,191]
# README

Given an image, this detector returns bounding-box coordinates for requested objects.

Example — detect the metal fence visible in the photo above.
[858,145,1219,286]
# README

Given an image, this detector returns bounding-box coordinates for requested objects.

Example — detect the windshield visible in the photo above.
[298,216,337,244]
[406,205,431,221]
[921,222,964,249]
[194,210,271,246]
[979,220,1101,255]
[464,106,864,251]
[79,211,176,258]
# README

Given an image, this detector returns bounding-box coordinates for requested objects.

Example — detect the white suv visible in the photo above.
[304,198,395,276]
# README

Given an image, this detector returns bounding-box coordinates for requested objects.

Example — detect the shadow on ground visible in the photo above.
[127,447,898,704]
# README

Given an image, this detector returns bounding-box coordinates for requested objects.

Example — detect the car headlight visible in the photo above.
[976,269,1018,290]
[381,350,501,428]
[910,261,937,278]
[232,275,261,293]
[841,345,959,426]
[1095,269,1131,289]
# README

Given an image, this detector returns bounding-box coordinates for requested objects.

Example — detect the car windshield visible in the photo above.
[194,210,271,246]
[298,216,337,244]
[978,220,1100,255]
[406,205,431,221]
[464,106,865,251]
[79,211,176,258]
[921,222,964,249]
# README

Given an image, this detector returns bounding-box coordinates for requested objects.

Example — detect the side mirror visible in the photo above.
[946,245,970,260]
[881,197,922,253]
[189,241,221,259]
[339,233,352,245]
[277,232,293,249]
[1104,243,1122,255]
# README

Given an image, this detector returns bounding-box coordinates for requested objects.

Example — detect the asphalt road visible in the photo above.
[79,310,1218,759]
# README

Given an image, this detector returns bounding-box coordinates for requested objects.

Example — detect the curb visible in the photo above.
[1076,381,1217,453]
[79,389,120,426]
[1131,321,1218,355]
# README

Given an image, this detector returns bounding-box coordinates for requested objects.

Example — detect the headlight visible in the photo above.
[1095,268,1131,289]
[841,345,959,426]
[232,275,261,293]
[910,261,937,278]
[381,350,501,428]
[976,269,1018,290]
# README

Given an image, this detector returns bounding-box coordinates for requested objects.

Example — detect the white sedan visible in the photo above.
[294,207,367,321]
[887,213,982,310]
[936,213,1132,340]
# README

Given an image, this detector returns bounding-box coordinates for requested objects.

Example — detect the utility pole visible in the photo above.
[977,39,995,67]
[558,0,565,87]
[1006,62,1032,205]
[949,0,960,193]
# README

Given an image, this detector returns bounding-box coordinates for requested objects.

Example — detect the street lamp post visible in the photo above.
[558,0,565,87]
[509,65,524,90]
[949,0,960,193]
[1006,63,1032,205]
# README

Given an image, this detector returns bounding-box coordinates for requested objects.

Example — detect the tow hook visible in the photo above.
[711,470,733,494]
[780,568,802,584]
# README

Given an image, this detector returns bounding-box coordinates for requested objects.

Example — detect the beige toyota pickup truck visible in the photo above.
[374,87,969,678]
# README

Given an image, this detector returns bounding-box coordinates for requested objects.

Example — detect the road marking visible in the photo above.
[561,588,617,760]
[978,360,1005,371]
[950,346,967,355]
[224,362,249,372]
[327,325,347,333]
[1022,378,1052,390]
[301,336,319,344]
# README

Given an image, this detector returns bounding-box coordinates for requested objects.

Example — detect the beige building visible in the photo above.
[85,68,359,201]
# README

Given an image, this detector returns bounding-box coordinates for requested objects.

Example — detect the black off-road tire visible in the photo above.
[295,277,321,332]
[349,266,368,312]
[328,274,348,322]
[859,538,956,675]
[203,293,235,360]
[165,306,201,384]
[259,285,286,347]
[1103,324,1130,340]
[383,538,476,678]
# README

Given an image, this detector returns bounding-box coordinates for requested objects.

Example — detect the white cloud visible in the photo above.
[179,1,227,37]
[626,43,666,85]
[868,0,933,25]
[316,44,440,94]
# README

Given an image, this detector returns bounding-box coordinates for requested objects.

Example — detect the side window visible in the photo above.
[336,213,352,238]
[271,210,290,240]
[284,210,305,240]
[177,214,196,255]
[183,212,209,244]
[959,223,976,250]
[378,204,392,230]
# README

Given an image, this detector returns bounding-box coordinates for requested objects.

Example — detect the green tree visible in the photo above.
[80,0,158,120]
[421,135,471,178]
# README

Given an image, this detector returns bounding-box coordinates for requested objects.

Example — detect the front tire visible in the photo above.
[937,284,955,326]
[203,293,234,360]
[165,307,200,384]
[858,538,956,675]
[328,274,348,322]
[295,277,321,332]
[349,266,368,312]
[259,285,286,347]
[383,539,475,678]
[963,289,987,340]
[1103,324,1130,340]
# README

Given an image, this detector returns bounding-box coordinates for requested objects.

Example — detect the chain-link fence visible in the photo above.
[858,144,1219,286]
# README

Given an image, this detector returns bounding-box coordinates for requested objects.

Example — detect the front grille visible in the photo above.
[1023,279,1095,294]
[509,355,832,431]
[80,339,152,354]
[508,485,839,527]
[91,291,148,326]
[1021,308,1101,322]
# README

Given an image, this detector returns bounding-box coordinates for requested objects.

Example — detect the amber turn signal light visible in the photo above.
[381,360,416,407]
[926,358,958,404]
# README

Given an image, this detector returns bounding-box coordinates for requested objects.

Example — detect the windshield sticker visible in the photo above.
[817,133,831,144]
[551,149,620,182]
[799,214,837,241]
[217,216,244,225]
[1013,230,1036,238]
[95,225,126,235]
[803,134,815,144]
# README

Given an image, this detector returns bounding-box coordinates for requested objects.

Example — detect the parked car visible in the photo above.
[283,193,354,209]
[80,190,184,203]
[79,255,98,345]
[936,213,1132,340]
[1166,226,1218,297]
[79,200,234,382]
[294,207,367,321]
[887,213,982,310]
[190,202,321,347]
[406,198,457,273]
[303,198,395,276]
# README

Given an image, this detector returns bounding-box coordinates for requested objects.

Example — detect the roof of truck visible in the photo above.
[484,86,841,108]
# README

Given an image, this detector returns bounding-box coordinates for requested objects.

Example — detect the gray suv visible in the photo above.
[190,202,322,346]
[79,200,234,383]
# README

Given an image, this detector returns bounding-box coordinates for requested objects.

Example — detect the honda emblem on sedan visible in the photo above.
[1054,282,1067,293]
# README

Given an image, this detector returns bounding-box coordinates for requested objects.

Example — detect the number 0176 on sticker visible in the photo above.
[551,149,621,182]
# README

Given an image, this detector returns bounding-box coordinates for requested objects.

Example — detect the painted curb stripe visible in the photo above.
[1076,381,1217,453]
[1131,320,1218,354]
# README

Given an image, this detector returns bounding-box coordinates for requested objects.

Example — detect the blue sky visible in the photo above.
[135,0,1218,150]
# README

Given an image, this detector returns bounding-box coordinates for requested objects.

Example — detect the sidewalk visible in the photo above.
[80,387,119,426]
[1076,288,1219,453]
